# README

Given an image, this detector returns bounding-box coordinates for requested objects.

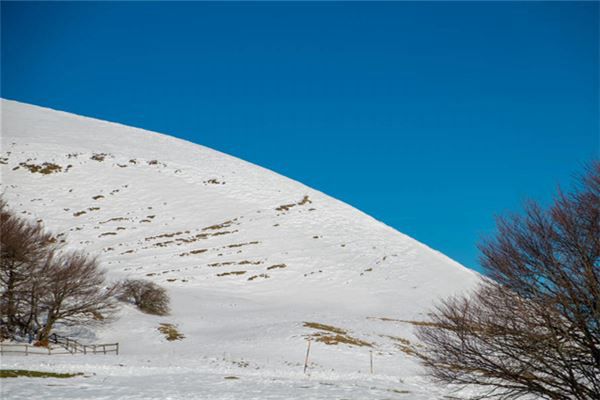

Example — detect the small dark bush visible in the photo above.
[117,279,170,316]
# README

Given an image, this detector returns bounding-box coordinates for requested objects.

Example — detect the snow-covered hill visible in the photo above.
[0,99,479,399]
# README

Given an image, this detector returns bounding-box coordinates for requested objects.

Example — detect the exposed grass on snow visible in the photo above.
[303,322,373,347]
[158,323,185,341]
[276,195,312,212]
[267,263,287,270]
[0,369,83,379]
[381,335,420,356]
[202,220,235,231]
[247,274,269,281]
[18,162,63,174]
[217,271,246,277]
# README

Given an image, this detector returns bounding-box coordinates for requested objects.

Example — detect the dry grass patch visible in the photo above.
[205,178,225,185]
[208,261,236,267]
[179,249,207,257]
[90,153,109,161]
[226,241,259,248]
[158,323,185,341]
[276,195,312,212]
[202,220,235,231]
[238,260,262,265]
[217,270,246,277]
[303,322,373,347]
[247,274,269,281]
[100,217,129,224]
[304,322,347,335]
[382,335,421,356]
[98,232,117,237]
[18,162,63,174]
[0,369,83,379]
[267,263,287,270]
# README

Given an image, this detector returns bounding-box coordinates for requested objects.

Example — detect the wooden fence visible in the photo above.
[0,334,118,356]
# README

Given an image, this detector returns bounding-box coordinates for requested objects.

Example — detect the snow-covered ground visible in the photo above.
[0,99,479,399]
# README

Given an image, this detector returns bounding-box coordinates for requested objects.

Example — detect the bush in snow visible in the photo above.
[117,279,170,316]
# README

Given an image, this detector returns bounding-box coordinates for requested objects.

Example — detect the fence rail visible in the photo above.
[0,334,118,356]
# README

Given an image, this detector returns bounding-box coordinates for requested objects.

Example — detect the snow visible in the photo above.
[0,99,480,399]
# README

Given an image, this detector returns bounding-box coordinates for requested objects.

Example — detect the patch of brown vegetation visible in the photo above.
[158,323,185,341]
[202,220,235,231]
[238,260,262,265]
[276,195,312,212]
[298,195,312,205]
[303,322,372,347]
[92,195,105,200]
[211,230,238,237]
[19,162,62,174]
[216,271,246,277]
[99,217,128,224]
[145,231,187,241]
[204,178,225,185]
[73,211,87,217]
[208,261,236,267]
[247,274,269,281]
[179,249,207,257]
[99,232,117,237]
[267,263,287,270]
[382,335,421,356]
[226,241,259,248]
[90,153,109,161]
[303,322,347,335]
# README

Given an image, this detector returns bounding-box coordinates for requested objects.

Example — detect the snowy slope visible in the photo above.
[0,99,479,399]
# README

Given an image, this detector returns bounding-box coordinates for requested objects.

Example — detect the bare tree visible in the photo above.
[0,199,59,339]
[416,163,600,400]
[0,198,118,343]
[36,252,118,342]
[117,279,170,316]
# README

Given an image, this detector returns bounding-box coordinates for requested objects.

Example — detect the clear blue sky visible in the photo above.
[2,2,598,272]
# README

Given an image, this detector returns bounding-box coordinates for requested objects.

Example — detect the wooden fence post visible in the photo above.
[116,343,119,355]
[304,339,312,374]
[370,350,374,374]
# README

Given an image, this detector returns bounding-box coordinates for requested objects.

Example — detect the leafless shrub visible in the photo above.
[416,163,600,400]
[117,279,170,316]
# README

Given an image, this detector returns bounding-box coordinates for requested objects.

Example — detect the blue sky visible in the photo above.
[2,2,598,272]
